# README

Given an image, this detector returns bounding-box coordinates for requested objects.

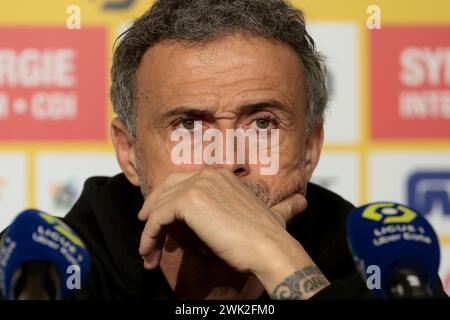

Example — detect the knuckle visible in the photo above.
[274,213,287,228]
[195,176,214,189]
[201,167,217,177]
[153,193,163,206]
[185,186,207,204]
[285,201,293,217]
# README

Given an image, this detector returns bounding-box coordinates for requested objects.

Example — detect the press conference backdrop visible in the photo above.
[0,0,449,295]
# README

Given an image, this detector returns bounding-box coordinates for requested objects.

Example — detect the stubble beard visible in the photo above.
[135,145,307,206]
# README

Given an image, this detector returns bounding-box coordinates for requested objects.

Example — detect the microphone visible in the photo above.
[0,209,90,300]
[346,202,440,299]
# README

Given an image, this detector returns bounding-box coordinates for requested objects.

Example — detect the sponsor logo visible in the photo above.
[407,171,450,216]
[50,179,79,211]
[371,26,450,139]
[0,27,107,140]
[362,202,417,224]
[38,212,85,249]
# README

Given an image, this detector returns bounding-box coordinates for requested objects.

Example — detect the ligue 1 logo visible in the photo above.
[361,202,417,224]
[38,212,86,249]
[348,202,440,296]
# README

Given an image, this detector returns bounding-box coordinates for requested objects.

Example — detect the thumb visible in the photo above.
[271,193,307,224]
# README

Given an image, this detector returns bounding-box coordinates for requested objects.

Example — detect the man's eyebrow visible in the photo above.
[161,100,292,119]
[162,107,215,119]
[238,100,292,114]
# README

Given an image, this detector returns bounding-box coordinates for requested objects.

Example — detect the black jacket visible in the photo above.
[66,174,364,299]
[4,174,449,299]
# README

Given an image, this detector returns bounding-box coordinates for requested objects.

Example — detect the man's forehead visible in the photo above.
[134,33,305,116]
[137,33,303,81]
[142,32,299,64]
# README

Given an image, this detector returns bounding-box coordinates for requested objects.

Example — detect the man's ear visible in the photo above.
[303,123,324,181]
[111,117,140,187]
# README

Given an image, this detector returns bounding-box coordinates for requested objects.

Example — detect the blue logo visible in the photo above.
[407,171,450,216]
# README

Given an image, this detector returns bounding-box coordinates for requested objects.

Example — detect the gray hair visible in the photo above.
[110,0,328,139]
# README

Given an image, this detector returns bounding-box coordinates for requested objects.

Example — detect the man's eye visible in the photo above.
[255,119,271,129]
[175,118,201,131]
[248,117,277,130]
[182,119,196,130]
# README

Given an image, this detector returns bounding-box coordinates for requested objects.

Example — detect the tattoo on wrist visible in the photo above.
[270,266,329,300]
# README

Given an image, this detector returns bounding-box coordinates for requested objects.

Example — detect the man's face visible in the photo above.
[130,33,322,207]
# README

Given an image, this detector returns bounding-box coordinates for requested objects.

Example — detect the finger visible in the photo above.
[142,247,162,270]
[271,194,307,223]
[139,201,179,258]
[138,182,185,222]
[142,226,169,269]
[138,171,199,221]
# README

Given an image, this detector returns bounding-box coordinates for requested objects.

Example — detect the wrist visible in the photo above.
[251,234,330,299]
[252,235,310,291]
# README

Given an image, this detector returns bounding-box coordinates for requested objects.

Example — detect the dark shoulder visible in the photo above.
[287,183,356,279]
[287,182,354,244]
[305,182,355,224]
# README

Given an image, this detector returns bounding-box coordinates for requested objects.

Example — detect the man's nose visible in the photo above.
[200,124,252,177]
[215,126,252,177]
[209,162,250,177]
